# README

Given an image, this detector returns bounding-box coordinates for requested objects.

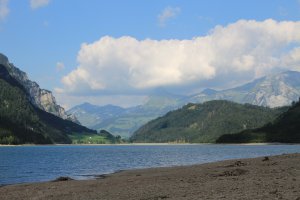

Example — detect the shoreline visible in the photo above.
[1,153,299,200]
[1,142,299,147]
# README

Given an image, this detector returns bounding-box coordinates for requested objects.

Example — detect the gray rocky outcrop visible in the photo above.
[0,53,79,123]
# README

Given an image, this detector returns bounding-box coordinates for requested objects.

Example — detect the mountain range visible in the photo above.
[0,53,118,144]
[68,89,183,138]
[68,71,300,138]
[1,52,299,144]
[189,71,300,108]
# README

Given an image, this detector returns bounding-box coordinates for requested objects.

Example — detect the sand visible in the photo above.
[0,153,299,200]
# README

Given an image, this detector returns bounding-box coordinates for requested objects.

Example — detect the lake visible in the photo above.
[0,144,300,185]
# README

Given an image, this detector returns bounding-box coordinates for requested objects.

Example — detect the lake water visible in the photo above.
[0,144,300,185]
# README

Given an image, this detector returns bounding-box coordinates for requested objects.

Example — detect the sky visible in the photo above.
[1,0,300,108]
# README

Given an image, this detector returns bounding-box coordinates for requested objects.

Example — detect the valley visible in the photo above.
[1,52,299,145]
[0,54,117,144]
[68,71,300,139]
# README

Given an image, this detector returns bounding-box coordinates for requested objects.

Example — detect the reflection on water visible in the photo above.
[0,144,299,185]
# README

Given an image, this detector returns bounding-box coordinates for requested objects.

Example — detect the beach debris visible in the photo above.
[95,174,108,179]
[52,176,74,182]
[216,168,248,177]
[269,189,278,194]
[141,195,169,200]
[262,156,270,161]
[226,160,246,167]
[271,162,278,165]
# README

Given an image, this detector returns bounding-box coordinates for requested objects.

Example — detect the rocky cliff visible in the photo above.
[190,71,300,108]
[242,71,300,107]
[0,53,79,123]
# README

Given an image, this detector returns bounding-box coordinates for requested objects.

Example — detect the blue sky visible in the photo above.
[1,0,300,108]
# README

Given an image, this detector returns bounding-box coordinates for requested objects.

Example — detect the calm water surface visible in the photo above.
[0,144,300,185]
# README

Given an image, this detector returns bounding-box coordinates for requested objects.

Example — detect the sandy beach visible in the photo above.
[0,153,299,200]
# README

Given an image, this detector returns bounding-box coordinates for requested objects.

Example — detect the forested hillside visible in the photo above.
[130,100,286,143]
[0,64,96,144]
[217,99,300,143]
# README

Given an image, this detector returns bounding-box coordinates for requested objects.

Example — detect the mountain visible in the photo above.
[0,60,99,144]
[130,100,286,143]
[69,71,300,138]
[0,53,79,123]
[68,103,125,128]
[68,91,184,138]
[189,71,300,108]
[200,88,218,95]
[216,99,300,143]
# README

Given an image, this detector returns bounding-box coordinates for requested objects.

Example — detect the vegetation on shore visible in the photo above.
[69,130,122,144]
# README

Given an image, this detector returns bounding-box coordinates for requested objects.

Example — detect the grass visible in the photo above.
[68,134,110,144]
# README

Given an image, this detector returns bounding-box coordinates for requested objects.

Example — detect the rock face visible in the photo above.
[242,72,300,107]
[0,53,79,123]
[190,71,300,108]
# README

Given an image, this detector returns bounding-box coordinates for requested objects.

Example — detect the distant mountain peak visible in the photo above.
[190,70,300,108]
[201,88,218,95]
[80,102,95,107]
[77,102,124,110]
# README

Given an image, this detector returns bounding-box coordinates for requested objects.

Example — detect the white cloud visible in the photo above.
[281,47,300,70]
[0,0,9,21]
[158,6,180,27]
[56,62,65,72]
[30,0,50,10]
[59,19,300,96]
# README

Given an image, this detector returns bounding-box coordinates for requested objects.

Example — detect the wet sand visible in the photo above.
[0,153,299,200]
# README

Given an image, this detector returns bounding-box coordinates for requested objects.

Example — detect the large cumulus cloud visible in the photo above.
[58,19,300,95]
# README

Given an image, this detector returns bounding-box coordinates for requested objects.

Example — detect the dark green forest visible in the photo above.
[0,64,98,144]
[130,100,286,143]
[216,99,300,143]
